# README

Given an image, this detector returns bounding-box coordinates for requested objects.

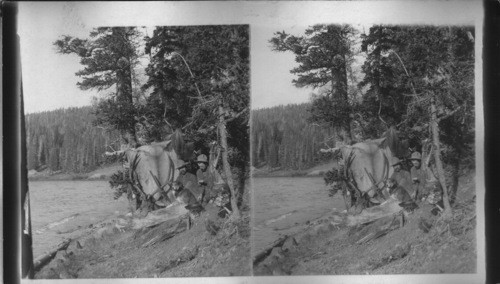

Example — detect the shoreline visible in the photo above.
[252,161,336,178]
[28,163,122,182]
[28,175,110,182]
[34,201,252,278]
[32,198,130,259]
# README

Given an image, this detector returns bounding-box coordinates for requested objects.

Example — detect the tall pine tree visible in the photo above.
[54,27,142,149]
[270,24,358,144]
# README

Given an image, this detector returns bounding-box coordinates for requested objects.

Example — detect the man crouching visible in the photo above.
[385,178,418,212]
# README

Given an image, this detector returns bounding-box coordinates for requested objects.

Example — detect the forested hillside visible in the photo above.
[25,107,121,173]
[251,104,335,170]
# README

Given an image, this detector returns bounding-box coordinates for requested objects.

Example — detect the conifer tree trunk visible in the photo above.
[114,29,137,149]
[341,55,353,142]
[331,60,352,144]
[430,96,452,217]
[445,26,462,206]
[37,138,44,168]
[449,155,461,205]
[219,104,240,219]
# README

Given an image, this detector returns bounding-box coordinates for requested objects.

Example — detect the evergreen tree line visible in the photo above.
[251,104,336,170]
[25,106,121,173]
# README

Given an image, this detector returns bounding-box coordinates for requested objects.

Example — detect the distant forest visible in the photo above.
[25,107,121,173]
[251,103,335,170]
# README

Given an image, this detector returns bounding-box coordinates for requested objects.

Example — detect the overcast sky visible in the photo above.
[18,1,481,114]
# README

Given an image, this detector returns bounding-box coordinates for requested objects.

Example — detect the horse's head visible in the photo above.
[169,129,196,162]
[320,144,352,164]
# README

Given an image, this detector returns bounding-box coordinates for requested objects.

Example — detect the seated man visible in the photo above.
[172,181,204,215]
[410,152,428,201]
[196,154,215,204]
[176,161,203,201]
[390,157,413,198]
[196,154,232,217]
[409,151,442,204]
[386,178,413,203]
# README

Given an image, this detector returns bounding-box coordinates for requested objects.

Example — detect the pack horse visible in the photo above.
[110,130,195,210]
[321,127,409,213]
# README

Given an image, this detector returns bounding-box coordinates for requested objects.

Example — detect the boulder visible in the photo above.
[281,236,298,253]
[269,247,284,260]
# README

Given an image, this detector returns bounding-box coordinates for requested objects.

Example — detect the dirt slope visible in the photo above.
[35,198,251,278]
[254,171,477,276]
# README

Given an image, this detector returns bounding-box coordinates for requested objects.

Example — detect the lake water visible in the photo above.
[29,177,346,258]
[28,180,129,258]
[253,177,346,253]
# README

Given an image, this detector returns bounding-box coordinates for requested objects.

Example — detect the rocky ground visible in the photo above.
[254,171,477,276]
[35,191,251,279]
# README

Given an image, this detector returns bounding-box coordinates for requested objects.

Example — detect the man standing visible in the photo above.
[390,157,413,198]
[196,154,214,204]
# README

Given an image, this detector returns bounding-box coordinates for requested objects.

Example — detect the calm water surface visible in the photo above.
[29,180,129,257]
[253,177,346,253]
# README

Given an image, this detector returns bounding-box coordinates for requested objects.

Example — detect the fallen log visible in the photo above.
[131,202,189,229]
[141,219,189,248]
[253,235,288,265]
[354,213,405,245]
[33,238,71,271]
[346,197,403,227]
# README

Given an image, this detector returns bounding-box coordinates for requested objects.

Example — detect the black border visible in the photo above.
[484,0,500,283]
[3,2,22,283]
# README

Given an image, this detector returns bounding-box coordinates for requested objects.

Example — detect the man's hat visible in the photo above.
[391,157,402,166]
[176,161,189,170]
[196,154,208,164]
[410,152,422,161]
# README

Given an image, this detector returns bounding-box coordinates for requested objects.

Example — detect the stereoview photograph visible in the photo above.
[251,23,478,276]
[20,13,251,278]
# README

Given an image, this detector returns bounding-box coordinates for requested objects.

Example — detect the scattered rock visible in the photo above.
[312,222,335,236]
[281,236,298,253]
[331,214,344,223]
[269,247,284,260]
[260,254,278,268]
